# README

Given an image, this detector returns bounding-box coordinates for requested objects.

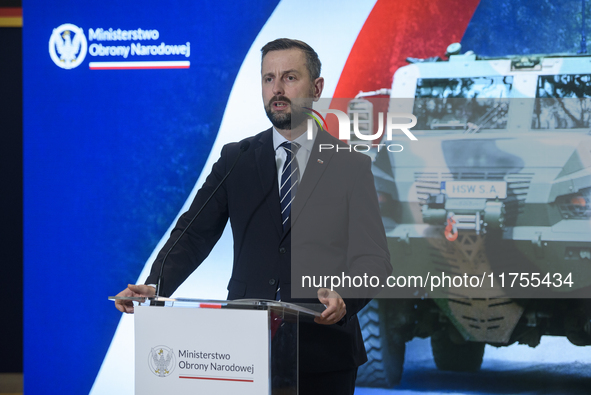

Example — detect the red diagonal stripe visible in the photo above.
[329,0,481,139]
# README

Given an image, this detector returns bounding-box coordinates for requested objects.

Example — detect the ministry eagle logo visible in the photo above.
[49,23,88,69]
[148,346,175,377]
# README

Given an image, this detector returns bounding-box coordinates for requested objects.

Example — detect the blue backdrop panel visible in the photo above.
[23,1,278,394]
[461,0,590,56]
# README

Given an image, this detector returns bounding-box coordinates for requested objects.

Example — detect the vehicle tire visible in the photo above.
[430,330,485,372]
[356,300,405,388]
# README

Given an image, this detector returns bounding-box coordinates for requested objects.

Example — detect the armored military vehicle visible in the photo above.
[351,47,591,387]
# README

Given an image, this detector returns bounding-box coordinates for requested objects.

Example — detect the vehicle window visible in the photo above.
[532,74,591,129]
[413,77,513,131]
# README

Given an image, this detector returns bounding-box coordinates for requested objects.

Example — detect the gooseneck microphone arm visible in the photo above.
[153,140,251,299]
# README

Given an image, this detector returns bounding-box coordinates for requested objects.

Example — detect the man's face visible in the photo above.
[261,48,323,132]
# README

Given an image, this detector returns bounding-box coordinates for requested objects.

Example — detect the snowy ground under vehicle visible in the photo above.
[350,49,591,387]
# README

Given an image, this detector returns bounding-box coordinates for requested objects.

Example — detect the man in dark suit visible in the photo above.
[115,38,391,394]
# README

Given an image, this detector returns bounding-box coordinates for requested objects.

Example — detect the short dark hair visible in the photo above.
[261,38,321,80]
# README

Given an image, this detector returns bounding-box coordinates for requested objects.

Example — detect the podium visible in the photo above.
[110,296,322,395]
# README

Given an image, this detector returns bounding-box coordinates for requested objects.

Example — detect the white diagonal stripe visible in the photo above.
[281,196,295,214]
[281,157,297,176]
[280,184,296,204]
[280,168,298,190]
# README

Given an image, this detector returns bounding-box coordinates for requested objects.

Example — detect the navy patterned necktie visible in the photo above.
[279,141,301,231]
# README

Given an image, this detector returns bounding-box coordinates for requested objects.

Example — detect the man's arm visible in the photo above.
[307,153,391,325]
[114,284,155,314]
[143,144,235,297]
[114,143,236,313]
[341,153,392,321]
[314,288,347,325]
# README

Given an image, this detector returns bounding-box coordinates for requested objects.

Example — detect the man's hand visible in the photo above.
[314,288,346,325]
[114,284,156,314]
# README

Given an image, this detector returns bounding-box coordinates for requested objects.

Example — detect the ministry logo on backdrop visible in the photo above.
[48,23,191,70]
[148,346,175,377]
[48,23,88,69]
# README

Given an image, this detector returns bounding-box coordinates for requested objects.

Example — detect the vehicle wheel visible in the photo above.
[356,300,405,388]
[430,330,485,372]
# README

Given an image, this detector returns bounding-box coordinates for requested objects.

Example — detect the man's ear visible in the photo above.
[313,77,324,101]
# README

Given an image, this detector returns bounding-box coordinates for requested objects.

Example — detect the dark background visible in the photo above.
[0,0,23,373]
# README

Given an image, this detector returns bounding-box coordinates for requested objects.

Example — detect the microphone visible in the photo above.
[152,140,250,302]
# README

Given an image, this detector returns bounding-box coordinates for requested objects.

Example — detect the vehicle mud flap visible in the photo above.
[356,300,405,388]
[431,329,485,372]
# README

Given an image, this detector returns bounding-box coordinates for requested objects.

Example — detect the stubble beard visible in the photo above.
[265,95,313,131]
[265,100,293,130]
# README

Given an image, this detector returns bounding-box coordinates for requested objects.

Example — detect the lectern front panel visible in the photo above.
[135,306,270,394]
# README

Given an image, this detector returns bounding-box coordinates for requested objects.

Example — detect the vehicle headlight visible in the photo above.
[556,187,591,219]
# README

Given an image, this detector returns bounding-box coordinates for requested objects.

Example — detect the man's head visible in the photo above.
[261,38,324,138]
[261,38,321,81]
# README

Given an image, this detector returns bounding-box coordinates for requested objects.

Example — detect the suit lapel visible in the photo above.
[255,128,283,237]
[289,130,336,231]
